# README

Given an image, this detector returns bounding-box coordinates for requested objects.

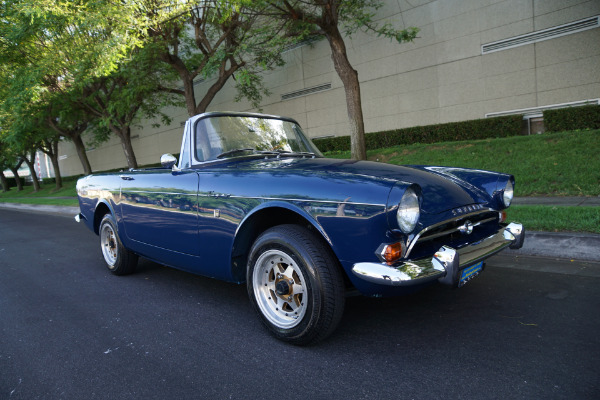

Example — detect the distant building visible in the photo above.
[56,0,600,176]
[2,152,54,181]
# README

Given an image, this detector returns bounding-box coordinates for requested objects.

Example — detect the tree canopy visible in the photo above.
[142,0,295,116]
[0,0,176,172]
[1,0,419,182]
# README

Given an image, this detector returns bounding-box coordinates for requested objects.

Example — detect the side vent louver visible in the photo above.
[281,84,332,100]
[482,16,599,54]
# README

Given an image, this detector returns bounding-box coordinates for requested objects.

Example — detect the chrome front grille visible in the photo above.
[405,209,500,260]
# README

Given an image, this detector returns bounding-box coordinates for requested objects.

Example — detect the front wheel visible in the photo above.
[99,214,138,275]
[247,225,345,345]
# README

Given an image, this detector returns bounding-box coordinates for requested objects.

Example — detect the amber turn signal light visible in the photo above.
[499,210,507,223]
[382,242,403,265]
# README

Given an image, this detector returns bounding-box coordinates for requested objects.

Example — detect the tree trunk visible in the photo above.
[195,59,241,115]
[21,154,41,192]
[106,119,138,169]
[10,167,23,192]
[159,52,198,116]
[9,166,23,191]
[182,75,198,117]
[49,141,63,190]
[159,48,241,117]
[69,134,93,176]
[0,170,10,192]
[194,72,236,115]
[41,139,64,190]
[326,27,367,160]
[116,126,138,169]
[48,117,92,176]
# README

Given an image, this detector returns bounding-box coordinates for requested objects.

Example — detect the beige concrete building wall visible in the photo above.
[57,0,600,176]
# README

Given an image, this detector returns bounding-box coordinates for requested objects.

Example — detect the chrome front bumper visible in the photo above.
[352,222,524,287]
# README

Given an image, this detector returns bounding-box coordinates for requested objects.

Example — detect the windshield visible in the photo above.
[194,115,323,162]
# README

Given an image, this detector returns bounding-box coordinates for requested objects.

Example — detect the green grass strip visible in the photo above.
[325,129,600,196]
[506,205,600,234]
[0,181,77,199]
[0,197,79,207]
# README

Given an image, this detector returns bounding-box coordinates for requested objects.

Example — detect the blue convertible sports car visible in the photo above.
[76,112,525,344]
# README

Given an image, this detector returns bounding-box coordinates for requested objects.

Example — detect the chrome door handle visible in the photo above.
[119,175,134,181]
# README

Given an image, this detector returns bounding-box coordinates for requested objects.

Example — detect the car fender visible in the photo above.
[92,198,119,235]
[229,200,334,282]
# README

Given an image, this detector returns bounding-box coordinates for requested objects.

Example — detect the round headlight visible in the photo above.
[503,180,514,207]
[397,188,420,234]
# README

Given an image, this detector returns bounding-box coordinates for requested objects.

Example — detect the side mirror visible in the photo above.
[161,153,178,169]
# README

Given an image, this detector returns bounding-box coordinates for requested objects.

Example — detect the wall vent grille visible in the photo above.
[282,35,323,53]
[482,15,599,54]
[281,83,331,100]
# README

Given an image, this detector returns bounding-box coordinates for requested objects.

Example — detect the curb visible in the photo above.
[509,231,600,262]
[0,202,80,217]
[1,202,598,262]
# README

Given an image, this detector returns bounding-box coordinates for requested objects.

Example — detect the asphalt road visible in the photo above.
[1,210,599,399]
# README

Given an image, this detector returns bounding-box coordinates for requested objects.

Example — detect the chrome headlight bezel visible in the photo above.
[397,188,420,234]
[503,179,514,207]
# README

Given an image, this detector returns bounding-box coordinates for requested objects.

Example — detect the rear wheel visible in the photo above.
[247,225,345,345]
[99,214,138,275]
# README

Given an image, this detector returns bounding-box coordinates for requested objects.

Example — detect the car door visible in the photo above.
[119,169,200,256]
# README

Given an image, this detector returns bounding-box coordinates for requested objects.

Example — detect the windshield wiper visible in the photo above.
[216,148,255,159]
[256,150,290,156]
[216,149,315,160]
[257,150,315,158]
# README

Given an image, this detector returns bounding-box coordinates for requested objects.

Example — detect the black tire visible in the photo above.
[99,214,138,275]
[247,224,345,345]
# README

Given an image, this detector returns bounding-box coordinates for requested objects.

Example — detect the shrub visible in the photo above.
[41,175,83,185]
[544,105,600,132]
[313,136,350,153]
[313,115,523,152]
[4,177,23,189]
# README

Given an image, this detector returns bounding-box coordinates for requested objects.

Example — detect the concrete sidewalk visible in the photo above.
[1,198,598,262]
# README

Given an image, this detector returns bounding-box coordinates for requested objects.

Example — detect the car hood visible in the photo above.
[229,157,491,214]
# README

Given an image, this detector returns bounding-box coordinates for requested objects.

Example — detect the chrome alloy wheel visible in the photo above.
[100,223,118,267]
[252,249,308,329]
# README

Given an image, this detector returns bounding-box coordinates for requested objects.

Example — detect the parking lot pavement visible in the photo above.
[1,209,599,399]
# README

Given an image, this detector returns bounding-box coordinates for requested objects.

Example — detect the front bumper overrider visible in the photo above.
[352,222,524,287]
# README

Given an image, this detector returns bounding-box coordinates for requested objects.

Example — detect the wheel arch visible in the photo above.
[93,200,116,235]
[230,202,337,283]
